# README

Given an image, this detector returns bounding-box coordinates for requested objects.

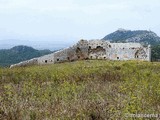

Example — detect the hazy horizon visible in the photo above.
[0,0,160,50]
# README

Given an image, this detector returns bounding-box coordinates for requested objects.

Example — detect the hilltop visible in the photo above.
[0,60,160,119]
[102,29,160,45]
[0,45,52,67]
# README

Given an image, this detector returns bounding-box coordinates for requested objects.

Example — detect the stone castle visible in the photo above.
[10,39,151,68]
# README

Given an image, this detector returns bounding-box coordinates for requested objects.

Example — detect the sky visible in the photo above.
[0,0,160,50]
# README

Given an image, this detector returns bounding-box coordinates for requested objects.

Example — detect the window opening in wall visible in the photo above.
[76,47,81,53]
[104,57,106,59]
[135,50,139,59]
[57,59,59,61]
[96,46,101,48]
[117,57,119,60]
[89,46,91,49]
[78,56,80,59]
[45,60,47,63]
[67,57,70,60]
[109,45,111,48]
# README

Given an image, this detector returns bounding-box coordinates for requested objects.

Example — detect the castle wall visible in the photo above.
[10,58,38,68]
[145,45,151,61]
[88,40,110,59]
[66,46,78,61]
[38,53,54,64]
[107,43,150,61]
[107,48,136,60]
[88,39,110,49]
[53,48,68,63]
[10,39,151,68]
[52,39,89,63]
[76,39,89,60]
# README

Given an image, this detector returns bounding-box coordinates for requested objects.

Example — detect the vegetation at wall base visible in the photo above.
[0,60,160,119]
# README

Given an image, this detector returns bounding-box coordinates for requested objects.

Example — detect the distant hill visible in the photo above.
[0,39,74,51]
[102,29,160,45]
[0,45,52,67]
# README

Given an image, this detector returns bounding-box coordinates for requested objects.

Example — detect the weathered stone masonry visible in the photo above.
[10,39,151,68]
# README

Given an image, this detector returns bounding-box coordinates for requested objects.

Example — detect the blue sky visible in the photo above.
[0,0,160,49]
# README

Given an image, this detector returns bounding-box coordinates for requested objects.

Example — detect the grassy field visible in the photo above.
[0,60,160,119]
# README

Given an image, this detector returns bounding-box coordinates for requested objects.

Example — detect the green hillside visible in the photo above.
[0,60,160,119]
[0,45,52,67]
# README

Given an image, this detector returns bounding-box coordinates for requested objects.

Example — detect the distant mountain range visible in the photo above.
[1,29,160,67]
[0,45,52,67]
[102,28,160,45]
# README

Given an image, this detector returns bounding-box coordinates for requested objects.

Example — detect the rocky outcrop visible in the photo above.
[102,29,160,45]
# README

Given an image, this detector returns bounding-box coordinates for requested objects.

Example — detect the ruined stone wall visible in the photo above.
[10,39,151,68]
[53,48,68,63]
[107,48,137,60]
[144,45,151,61]
[33,39,89,65]
[88,40,110,59]
[38,53,54,64]
[107,43,150,61]
[88,39,110,49]
[53,39,89,63]
[75,39,89,60]
[66,46,77,61]
[10,58,38,68]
